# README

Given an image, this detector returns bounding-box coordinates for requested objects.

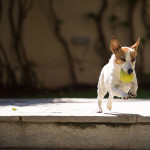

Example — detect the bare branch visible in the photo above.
[128,0,138,44]
[0,42,18,87]
[0,0,2,21]
[8,0,37,87]
[95,0,110,66]
[48,0,77,85]
[25,0,33,14]
[0,0,18,87]
[141,0,150,39]
[8,0,17,37]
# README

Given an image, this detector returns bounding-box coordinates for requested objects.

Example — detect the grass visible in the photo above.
[136,89,150,98]
[4,88,149,98]
[0,87,150,99]
[44,88,150,99]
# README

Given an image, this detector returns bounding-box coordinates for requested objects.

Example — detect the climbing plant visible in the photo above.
[48,0,78,86]
[0,0,38,89]
[87,0,111,66]
[0,0,150,90]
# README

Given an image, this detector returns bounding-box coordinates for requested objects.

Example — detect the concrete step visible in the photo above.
[0,98,150,150]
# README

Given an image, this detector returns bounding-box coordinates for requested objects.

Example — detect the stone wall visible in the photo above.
[0,0,150,89]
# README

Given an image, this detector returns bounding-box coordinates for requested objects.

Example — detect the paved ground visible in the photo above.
[0,98,150,122]
[0,98,150,116]
[0,98,150,150]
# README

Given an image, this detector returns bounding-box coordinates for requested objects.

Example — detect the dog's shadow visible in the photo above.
[104,111,141,117]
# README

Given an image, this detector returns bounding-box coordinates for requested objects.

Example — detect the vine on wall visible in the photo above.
[48,0,77,86]
[87,0,111,66]
[87,0,150,86]
[0,0,150,89]
[8,0,37,88]
[0,0,37,89]
[0,0,18,88]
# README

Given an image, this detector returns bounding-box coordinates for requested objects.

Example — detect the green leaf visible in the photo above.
[29,61,37,67]
[57,19,63,25]
[140,37,146,44]
[109,15,118,23]
[126,0,139,4]
[12,108,17,111]
[121,21,130,27]
[86,12,98,21]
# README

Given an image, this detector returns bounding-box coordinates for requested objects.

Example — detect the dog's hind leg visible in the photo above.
[107,94,113,110]
[97,82,107,113]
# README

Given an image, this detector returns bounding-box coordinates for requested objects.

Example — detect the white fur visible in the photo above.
[121,48,135,74]
[97,49,138,113]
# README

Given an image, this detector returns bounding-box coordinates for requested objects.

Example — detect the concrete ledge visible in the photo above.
[0,98,150,149]
[0,115,139,123]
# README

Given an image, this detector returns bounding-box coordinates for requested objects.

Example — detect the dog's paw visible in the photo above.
[107,101,112,110]
[121,93,129,100]
[129,91,137,98]
[96,108,103,113]
[107,104,112,110]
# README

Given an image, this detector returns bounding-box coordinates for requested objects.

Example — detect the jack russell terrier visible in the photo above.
[97,36,140,113]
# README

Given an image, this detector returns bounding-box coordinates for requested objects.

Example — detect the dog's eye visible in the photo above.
[120,58,126,61]
[132,58,135,62]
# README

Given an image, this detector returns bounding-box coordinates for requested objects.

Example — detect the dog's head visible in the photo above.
[110,36,140,74]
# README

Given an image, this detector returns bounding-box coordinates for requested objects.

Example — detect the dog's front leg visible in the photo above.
[129,79,138,97]
[111,86,129,99]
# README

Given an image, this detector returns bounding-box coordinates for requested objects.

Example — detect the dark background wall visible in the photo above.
[0,0,150,93]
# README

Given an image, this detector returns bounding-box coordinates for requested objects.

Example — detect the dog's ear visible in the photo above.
[131,37,140,51]
[110,36,121,54]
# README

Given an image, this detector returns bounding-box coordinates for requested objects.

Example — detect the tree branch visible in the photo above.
[0,0,17,87]
[48,0,77,86]
[141,0,150,39]
[96,0,110,66]
[128,0,138,44]
[8,0,36,88]
[0,42,18,87]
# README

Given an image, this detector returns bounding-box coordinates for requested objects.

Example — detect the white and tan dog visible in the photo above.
[97,36,140,113]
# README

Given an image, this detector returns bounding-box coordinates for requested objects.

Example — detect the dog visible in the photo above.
[97,36,140,113]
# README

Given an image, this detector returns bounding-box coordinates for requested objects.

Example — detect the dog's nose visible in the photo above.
[128,69,133,75]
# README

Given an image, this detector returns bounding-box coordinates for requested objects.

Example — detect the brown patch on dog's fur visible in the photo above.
[110,36,121,54]
[115,48,126,64]
[122,47,130,52]
[121,47,137,66]
[114,47,137,65]
[130,51,137,65]
[131,37,140,51]
[110,36,140,65]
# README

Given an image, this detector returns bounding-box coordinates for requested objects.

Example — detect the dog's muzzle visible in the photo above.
[128,69,133,75]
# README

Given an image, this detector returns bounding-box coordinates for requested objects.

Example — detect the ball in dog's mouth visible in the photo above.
[120,69,134,83]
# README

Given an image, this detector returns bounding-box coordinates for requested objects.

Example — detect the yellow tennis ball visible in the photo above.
[120,69,134,83]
